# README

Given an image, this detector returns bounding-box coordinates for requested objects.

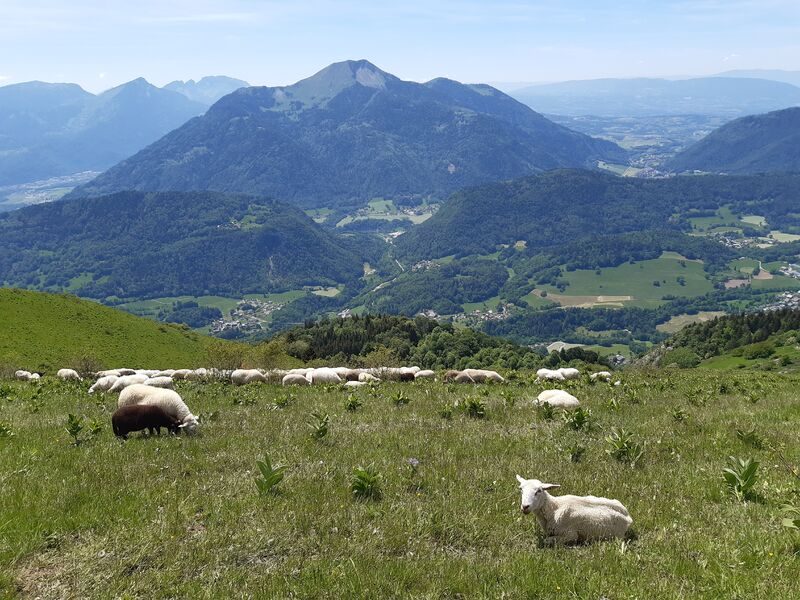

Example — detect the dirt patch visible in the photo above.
[544,293,632,308]
[753,270,773,280]
[724,279,749,289]
[15,551,72,599]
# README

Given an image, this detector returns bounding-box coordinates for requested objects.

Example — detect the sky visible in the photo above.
[1,0,799,92]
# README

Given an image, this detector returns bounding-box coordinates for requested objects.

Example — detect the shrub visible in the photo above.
[736,428,764,450]
[662,347,701,369]
[605,428,644,466]
[351,465,382,501]
[742,341,775,360]
[463,397,486,419]
[723,456,759,502]
[344,394,363,412]
[562,407,593,431]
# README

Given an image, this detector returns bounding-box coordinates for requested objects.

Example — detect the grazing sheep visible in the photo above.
[230,369,268,386]
[463,368,505,383]
[185,368,208,381]
[516,475,632,545]
[536,368,566,382]
[95,369,122,378]
[453,372,475,384]
[154,370,176,378]
[358,372,380,383]
[57,368,82,381]
[414,370,436,380]
[536,389,580,408]
[116,369,137,376]
[29,373,41,381]
[282,373,311,386]
[112,404,182,439]
[108,374,149,393]
[559,368,581,380]
[142,376,175,390]
[88,375,119,394]
[308,368,342,385]
[118,384,199,432]
[590,371,613,382]
[171,369,193,380]
[15,370,32,381]
[443,370,461,382]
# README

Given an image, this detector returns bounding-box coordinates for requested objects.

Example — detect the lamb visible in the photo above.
[230,369,268,386]
[282,373,311,386]
[118,384,199,432]
[516,475,632,545]
[88,375,119,394]
[15,370,33,381]
[536,389,580,408]
[108,374,148,393]
[112,404,182,439]
[142,376,175,390]
[590,371,613,382]
[57,368,82,381]
[344,380,368,388]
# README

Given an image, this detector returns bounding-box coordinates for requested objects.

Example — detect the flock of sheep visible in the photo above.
[12,363,632,544]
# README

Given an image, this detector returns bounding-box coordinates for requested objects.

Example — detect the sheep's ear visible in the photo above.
[542,483,560,490]
[516,474,526,485]
[178,423,188,428]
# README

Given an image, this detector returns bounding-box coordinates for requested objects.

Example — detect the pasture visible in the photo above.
[1,370,798,598]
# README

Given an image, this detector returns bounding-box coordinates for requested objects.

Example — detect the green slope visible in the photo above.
[0,289,233,371]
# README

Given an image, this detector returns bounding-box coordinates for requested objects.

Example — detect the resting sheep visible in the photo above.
[414,370,436,380]
[358,372,380,383]
[516,475,632,545]
[590,371,613,382]
[118,384,199,432]
[142,376,175,390]
[536,389,580,408]
[282,373,311,386]
[112,404,182,439]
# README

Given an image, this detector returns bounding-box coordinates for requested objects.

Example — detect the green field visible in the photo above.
[541,253,714,308]
[462,296,502,313]
[687,206,740,232]
[118,291,308,321]
[1,370,798,597]
[0,289,237,371]
[656,311,727,334]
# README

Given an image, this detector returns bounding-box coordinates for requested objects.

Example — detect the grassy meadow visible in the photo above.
[1,370,798,598]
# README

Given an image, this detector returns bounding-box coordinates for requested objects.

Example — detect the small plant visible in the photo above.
[736,427,764,450]
[87,418,103,437]
[351,465,382,501]
[745,392,760,405]
[197,411,220,424]
[0,421,14,438]
[344,394,363,412]
[723,456,759,502]
[405,457,424,492]
[562,407,593,431]
[65,413,85,446]
[254,455,286,496]
[605,428,644,466]
[501,389,516,408]
[233,393,257,406]
[672,407,689,423]
[391,391,410,407]
[463,397,486,419]
[569,443,586,463]
[274,393,295,409]
[536,402,555,421]
[307,412,330,440]
[438,403,453,420]
[781,504,800,530]
[606,396,620,411]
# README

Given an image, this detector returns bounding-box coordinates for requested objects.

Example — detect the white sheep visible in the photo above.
[95,369,122,378]
[463,368,505,383]
[516,476,632,545]
[88,375,119,394]
[108,374,149,393]
[308,368,342,385]
[56,368,82,381]
[185,368,208,381]
[536,368,565,382]
[231,369,268,385]
[29,373,41,381]
[142,376,175,390]
[282,373,311,386]
[154,369,176,378]
[15,370,32,381]
[590,371,613,382]
[414,370,436,380]
[536,389,580,408]
[344,380,368,388]
[358,372,380,383]
[116,368,137,376]
[118,384,199,432]
[171,369,193,380]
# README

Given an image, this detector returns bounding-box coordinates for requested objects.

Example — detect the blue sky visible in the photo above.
[1,0,799,92]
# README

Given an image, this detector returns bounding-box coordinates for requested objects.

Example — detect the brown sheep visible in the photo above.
[112,404,182,439]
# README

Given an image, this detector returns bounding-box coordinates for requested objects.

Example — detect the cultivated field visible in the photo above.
[1,370,798,598]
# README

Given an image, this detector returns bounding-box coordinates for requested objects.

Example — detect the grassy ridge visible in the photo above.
[1,371,798,597]
[0,289,231,371]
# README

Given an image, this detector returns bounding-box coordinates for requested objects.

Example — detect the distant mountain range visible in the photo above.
[0,78,205,186]
[510,77,800,117]
[713,70,800,88]
[68,60,626,208]
[164,76,249,106]
[666,107,800,174]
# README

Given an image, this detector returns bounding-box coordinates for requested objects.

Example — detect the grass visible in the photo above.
[541,253,714,308]
[1,370,798,597]
[462,296,501,313]
[688,206,740,232]
[0,289,237,372]
[656,311,726,334]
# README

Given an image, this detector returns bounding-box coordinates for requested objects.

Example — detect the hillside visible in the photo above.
[0,191,371,299]
[164,76,250,105]
[510,77,800,117]
[0,79,205,186]
[0,288,234,371]
[666,107,800,174]
[68,60,625,208]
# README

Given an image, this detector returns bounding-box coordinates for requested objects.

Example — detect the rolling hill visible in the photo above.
[510,77,800,117]
[68,60,625,208]
[0,191,371,300]
[0,288,236,371]
[0,79,205,186]
[666,107,800,174]
[164,76,250,105]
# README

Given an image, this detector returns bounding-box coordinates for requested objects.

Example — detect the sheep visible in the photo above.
[57,368,82,381]
[88,375,118,394]
[116,369,137,376]
[108,374,149,393]
[112,404,182,439]
[443,370,461,382]
[536,389,580,408]
[344,380,368,388]
[536,368,566,382]
[414,370,436,380]
[171,369,193,380]
[358,372,380,383]
[463,368,505,383]
[559,368,581,380]
[282,373,311,386]
[516,475,632,545]
[154,370,175,378]
[15,370,32,381]
[453,372,475,384]
[308,368,342,385]
[230,369,268,386]
[118,384,199,432]
[29,373,41,381]
[95,369,122,378]
[142,376,175,390]
[590,371,613,382]
[185,368,208,381]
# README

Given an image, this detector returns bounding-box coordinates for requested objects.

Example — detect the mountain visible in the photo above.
[0,288,238,372]
[713,70,800,88]
[0,79,205,186]
[164,76,249,105]
[665,107,800,175]
[0,191,369,299]
[68,60,626,208]
[510,77,800,117]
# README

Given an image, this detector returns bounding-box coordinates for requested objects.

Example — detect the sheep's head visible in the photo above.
[516,475,560,514]
[180,414,201,434]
